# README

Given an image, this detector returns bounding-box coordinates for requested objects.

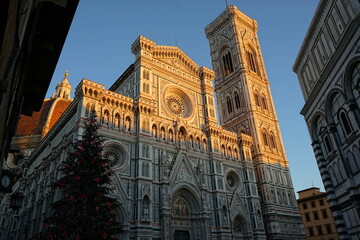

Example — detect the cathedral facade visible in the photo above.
[0,6,304,240]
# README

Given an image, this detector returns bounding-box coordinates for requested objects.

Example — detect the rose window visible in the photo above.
[103,149,120,167]
[226,171,240,190]
[166,95,185,116]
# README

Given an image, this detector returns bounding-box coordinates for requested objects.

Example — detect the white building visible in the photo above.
[1,5,305,240]
[293,0,360,239]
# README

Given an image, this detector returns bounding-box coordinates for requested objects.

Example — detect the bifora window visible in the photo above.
[222,51,234,76]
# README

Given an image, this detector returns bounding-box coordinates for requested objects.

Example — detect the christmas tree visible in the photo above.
[34,114,122,240]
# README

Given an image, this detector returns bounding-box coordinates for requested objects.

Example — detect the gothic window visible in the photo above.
[262,130,269,146]
[222,51,234,76]
[261,95,268,110]
[226,97,233,114]
[246,48,258,73]
[269,132,277,149]
[234,92,241,109]
[254,91,261,107]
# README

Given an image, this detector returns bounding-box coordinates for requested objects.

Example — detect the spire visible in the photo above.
[52,71,72,100]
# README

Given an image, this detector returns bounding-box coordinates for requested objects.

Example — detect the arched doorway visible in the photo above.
[232,214,251,240]
[171,188,203,240]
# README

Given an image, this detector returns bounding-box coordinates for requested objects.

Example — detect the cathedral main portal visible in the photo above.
[174,230,190,240]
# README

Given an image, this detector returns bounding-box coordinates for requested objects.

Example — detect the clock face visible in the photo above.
[1,175,11,188]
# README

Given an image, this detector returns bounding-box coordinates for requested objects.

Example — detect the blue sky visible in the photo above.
[47,0,322,196]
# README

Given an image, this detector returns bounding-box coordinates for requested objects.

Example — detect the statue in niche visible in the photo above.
[222,206,228,225]
[161,128,165,140]
[169,131,174,142]
[152,125,157,138]
[161,153,172,180]
[142,196,150,219]
[125,117,131,131]
[162,187,169,205]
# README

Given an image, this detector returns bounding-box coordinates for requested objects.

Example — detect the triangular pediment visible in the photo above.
[151,47,200,77]
[169,152,199,188]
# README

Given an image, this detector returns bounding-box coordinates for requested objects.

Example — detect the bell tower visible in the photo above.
[205,6,305,239]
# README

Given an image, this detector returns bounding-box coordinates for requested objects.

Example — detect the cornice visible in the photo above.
[293,0,330,72]
[205,5,257,39]
[132,36,211,79]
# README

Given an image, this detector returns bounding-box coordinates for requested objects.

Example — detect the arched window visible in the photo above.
[234,92,241,109]
[254,91,261,107]
[262,130,269,146]
[222,51,234,76]
[339,111,352,136]
[261,95,268,110]
[269,132,277,149]
[246,48,258,73]
[226,97,233,114]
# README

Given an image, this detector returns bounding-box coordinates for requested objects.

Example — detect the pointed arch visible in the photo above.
[262,129,269,146]
[234,91,241,109]
[245,45,259,74]
[226,96,233,114]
